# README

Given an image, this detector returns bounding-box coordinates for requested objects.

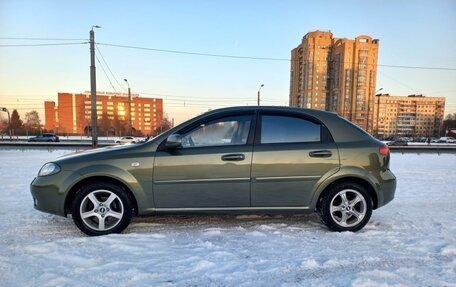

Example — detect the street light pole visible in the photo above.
[375,88,384,138]
[0,107,11,139]
[124,79,132,136]
[257,84,264,106]
[90,25,101,148]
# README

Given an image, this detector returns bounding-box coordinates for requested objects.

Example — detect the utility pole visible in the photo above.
[124,79,132,136]
[257,84,264,106]
[0,107,11,139]
[374,88,383,138]
[90,26,101,147]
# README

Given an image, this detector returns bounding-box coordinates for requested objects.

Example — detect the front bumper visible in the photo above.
[30,171,78,217]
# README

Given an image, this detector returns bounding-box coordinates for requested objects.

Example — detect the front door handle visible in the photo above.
[309,150,332,158]
[221,154,245,161]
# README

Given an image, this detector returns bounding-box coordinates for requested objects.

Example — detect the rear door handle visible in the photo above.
[309,150,332,158]
[221,154,245,161]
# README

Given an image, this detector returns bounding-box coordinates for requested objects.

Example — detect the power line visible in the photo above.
[95,54,118,93]
[2,98,284,109]
[95,45,126,91]
[0,94,281,102]
[97,42,456,70]
[378,64,456,71]
[378,70,422,94]
[136,91,281,101]
[0,42,88,47]
[2,38,455,71]
[96,42,290,61]
[0,37,87,41]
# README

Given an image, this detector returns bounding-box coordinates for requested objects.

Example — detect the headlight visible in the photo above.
[38,163,61,177]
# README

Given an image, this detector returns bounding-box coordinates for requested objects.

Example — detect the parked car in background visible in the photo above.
[28,133,59,142]
[413,137,426,143]
[438,137,455,143]
[31,106,396,236]
[387,140,408,146]
[115,136,141,144]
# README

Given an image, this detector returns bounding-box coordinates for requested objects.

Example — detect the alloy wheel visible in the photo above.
[79,190,124,231]
[329,189,367,228]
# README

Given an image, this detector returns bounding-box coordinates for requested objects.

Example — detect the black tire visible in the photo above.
[71,182,133,236]
[319,182,372,232]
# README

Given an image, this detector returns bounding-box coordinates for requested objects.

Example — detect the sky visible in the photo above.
[1,0,455,125]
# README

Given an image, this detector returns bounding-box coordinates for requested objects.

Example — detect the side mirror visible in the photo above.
[165,134,182,149]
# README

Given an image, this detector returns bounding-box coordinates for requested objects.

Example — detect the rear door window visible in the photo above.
[260,115,321,144]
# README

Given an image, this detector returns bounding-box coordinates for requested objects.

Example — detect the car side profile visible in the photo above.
[28,133,60,142]
[31,106,396,236]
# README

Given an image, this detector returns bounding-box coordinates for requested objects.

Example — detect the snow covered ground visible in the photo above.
[0,147,454,287]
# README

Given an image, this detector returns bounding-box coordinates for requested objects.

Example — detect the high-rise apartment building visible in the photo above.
[44,92,163,135]
[374,94,445,137]
[290,30,379,133]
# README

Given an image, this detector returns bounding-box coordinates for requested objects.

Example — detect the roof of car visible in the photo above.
[202,106,338,118]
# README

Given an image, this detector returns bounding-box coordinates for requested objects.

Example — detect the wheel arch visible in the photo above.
[314,176,378,211]
[64,176,139,216]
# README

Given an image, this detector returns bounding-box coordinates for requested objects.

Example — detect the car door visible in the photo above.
[251,112,340,208]
[153,112,255,209]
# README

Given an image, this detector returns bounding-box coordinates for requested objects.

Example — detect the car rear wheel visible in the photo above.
[71,182,133,236]
[319,183,372,232]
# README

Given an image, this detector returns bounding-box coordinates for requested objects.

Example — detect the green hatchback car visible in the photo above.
[31,106,396,236]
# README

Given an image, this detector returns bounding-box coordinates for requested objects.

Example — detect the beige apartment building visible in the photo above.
[374,94,445,137]
[290,30,379,133]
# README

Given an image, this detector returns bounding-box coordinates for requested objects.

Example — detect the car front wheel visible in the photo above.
[319,183,372,232]
[71,182,133,236]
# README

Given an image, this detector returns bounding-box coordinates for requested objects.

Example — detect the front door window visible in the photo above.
[181,115,252,148]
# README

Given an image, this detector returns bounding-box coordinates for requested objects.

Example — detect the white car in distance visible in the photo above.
[115,136,142,144]
[438,137,455,143]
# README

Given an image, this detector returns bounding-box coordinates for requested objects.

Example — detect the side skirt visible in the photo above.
[138,206,313,216]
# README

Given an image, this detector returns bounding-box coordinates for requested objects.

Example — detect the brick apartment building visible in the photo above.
[44,92,163,136]
[290,30,379,133]
[374,94,445,137]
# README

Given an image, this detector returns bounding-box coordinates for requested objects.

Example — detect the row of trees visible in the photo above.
[0,109,43,136]
[82,113,173,137]
[1,109,173,137]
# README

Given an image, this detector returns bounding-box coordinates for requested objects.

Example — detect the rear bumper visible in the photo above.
[376,169,396,208]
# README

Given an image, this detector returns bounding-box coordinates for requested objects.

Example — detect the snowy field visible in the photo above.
[0,148,455,287]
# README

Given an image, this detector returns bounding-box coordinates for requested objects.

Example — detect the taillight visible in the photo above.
[379,145,390,156]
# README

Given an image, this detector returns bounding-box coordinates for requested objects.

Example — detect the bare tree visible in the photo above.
[153,117,173,136]
[25,110,41,136]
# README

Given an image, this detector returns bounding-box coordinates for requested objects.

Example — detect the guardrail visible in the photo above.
[389,145,456,153]
[0,141,116,147]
